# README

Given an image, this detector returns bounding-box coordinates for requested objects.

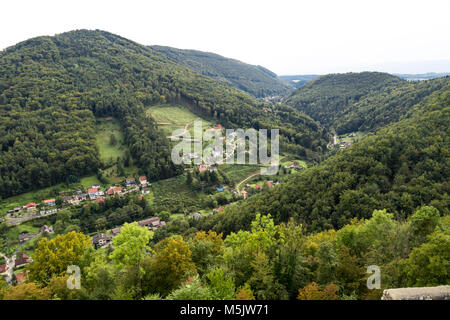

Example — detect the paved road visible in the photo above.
[6,210,57,226]
[0,246,21,284]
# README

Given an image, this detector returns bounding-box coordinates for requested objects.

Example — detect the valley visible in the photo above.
[0,29,448,302]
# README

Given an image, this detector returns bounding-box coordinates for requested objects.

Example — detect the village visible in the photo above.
[4,175,152,226]
[0,153,305,286]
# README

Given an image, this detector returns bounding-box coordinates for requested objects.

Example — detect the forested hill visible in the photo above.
[198,84,450,234]
[285,72,450,135]
[285,72,404,130]
[0,29,327,198]
[150,45,294,98]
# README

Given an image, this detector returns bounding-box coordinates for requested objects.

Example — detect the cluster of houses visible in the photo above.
[7,199,57,217]
[241,180,277,199]
[198,164,218,173]
[5,176,151,224]
[0,252,33,284]
[284,161,303,170]
[339,141,352,149]
[92,216,166,248]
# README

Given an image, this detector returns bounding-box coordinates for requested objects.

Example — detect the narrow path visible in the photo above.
[236,171,261,195]
[166,119,201,141]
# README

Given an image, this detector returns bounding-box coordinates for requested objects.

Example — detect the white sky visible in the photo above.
[1,0,449,74]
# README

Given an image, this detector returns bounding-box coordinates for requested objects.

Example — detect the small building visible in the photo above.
[13,206,22,214]
[266,181,274,188]
[141,188,150,195]
[241,190,248,199]
[215,124,222,130]
[107,186,122,196]
[292,161,302,168]
[44,199,56,207]
[15,253,32,268]
[39,225,54,234]
[126,178,136,186]
[88,188,99,200]
[188,152,199,159]
[16,272,28,283]
[190,212,203,220]
[18,233,34,243]
[92,233,113,248]
[139,176,148,186]
[45,208,58,215]
[0,264,6,274]
[96,197,105,205]
[138,217,160,229]
[63,196,74,205]
[75,192,87,202]
[111,227,122,236]
[24,203,37,212]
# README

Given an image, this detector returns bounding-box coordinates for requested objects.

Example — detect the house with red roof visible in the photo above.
[15,252,32,268]
[107,186,122,196]
[16,272,27,283]
[139,176,148,186]
[44,199,56,206]
[88,187,99,200]
[24,202,37,212]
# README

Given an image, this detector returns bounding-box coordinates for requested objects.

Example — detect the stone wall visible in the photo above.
[382,285,450,300]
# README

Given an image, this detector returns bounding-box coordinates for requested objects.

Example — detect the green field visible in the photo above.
[95,117,127,162]
[80,175,102,189]
[337,131,365,144]
[151,174,207,213]
[147,104,214,136]
[0,183,68,216]
[220,164,262,185]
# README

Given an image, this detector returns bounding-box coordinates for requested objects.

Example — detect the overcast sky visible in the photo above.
[1,0,449,74]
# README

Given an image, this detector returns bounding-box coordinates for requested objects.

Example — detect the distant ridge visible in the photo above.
[150,45,293,98]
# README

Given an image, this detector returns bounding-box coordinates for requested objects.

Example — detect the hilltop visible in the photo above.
[150,45,294,98]
[285,71,449,134]
[0,29,327,199]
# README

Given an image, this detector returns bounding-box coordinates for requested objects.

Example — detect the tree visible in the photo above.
[206,268,235,300]
[335,246,365,296]
[29,231,92,284]
[145,236,196,297]
[110,133,117,146]
[248,252,288,300]
[0,278,8,299]
[110,222,153,271]
[166,275,212,300]
[3,282,51,300]
[297,282,339,300]
[399,228,450,287]
[409,206,441,246]
[186,171,193,185]
[235,283,255,300]
[190,231,224,276]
